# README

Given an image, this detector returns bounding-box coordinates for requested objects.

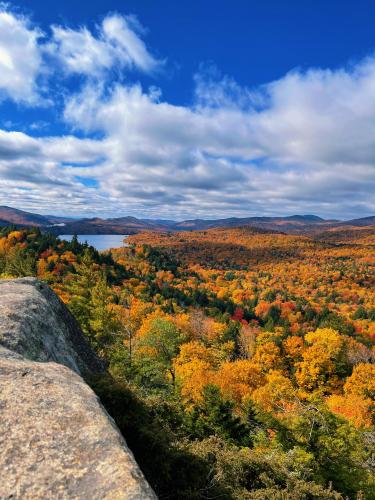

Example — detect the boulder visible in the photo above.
[0,277,105,375]
[0,278,156,499]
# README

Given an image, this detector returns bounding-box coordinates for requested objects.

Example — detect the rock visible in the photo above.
[0,278,156,499]
[0,277,105,375]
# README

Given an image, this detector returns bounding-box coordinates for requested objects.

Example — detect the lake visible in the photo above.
[59,234,130,252]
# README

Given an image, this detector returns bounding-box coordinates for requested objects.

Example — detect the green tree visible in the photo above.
[66,250,98,339]
[135,317,183,389]
[352,306,368,320]
[5,246,36,277]
[293,405,373,498]
[89,273,119,352]
[186,384,251,446]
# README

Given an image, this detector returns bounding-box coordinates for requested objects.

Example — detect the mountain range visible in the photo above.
[0,205,374,236]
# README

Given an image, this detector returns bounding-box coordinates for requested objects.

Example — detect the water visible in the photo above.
[59,234,130,252]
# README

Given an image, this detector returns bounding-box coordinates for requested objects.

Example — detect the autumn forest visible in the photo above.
[0,225,374,499]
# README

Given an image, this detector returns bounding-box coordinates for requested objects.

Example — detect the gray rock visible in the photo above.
[0,277,105,375]
[0,278,156,499]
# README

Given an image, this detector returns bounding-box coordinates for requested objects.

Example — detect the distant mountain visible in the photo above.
[52,216,168,235]
[341,216,375,227]
[0,206,50,227]
[0,207,170,234]
[169,215,335,233]
[141,218,177,226]
[45,215,76,224]
[0,218,10,227]
[284,215,325,221]
[108,216,167,230]
[0,206,373,236]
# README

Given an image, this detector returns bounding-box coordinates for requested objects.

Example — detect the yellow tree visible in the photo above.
[327,393,373,428]
[213,360,265,404]
[295,328,345,392]
[344,363,375,398]
[174,341,217,404]
[252,341,282,373]
[252,370,296,415]
[327,363,375,428]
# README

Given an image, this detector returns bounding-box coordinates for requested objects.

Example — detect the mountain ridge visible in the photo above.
[0,205,373,236]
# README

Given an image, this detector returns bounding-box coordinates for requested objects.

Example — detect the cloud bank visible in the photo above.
[0,4,374,218]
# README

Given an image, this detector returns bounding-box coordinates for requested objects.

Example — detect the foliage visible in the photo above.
[1,225,374,498]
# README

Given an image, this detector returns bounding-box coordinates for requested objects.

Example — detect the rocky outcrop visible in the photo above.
[0,277,105,375]
[0,278,156,499]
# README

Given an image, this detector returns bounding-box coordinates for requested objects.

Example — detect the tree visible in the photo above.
[186,385,251,446]
[111,299,152,366]
[66,251,98,336]
[5,246,36,277]
[252,341,282,373]
[352,306,368,320]
[283,335,305,368]
[238,324,258,359]
[135,316,183,388]
[327,393,373,428]
[295,328,348,392]
[344,363,375,399]
[89,274,119,352]
[252,370,296,415]
[174,341,217,404]
[293,408,373,498]
[213,359,265,404]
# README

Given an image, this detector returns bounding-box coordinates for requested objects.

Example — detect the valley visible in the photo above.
[0,223,373,498]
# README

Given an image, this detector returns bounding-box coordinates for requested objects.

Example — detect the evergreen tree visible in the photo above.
[89,273,119,352]
[187,385,251,446]
[66,250,98,340]
[5,246,36,277]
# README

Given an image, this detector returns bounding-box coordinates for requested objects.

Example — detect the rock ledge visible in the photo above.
[0,278,156,499]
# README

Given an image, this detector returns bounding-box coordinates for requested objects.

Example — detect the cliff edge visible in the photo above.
[0,277,156,499]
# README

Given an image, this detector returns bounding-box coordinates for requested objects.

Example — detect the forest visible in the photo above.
[0,225,374,499]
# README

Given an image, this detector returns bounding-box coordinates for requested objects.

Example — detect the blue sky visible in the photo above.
[0,1,374,219]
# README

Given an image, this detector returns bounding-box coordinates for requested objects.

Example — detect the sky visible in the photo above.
[0,1,374,220]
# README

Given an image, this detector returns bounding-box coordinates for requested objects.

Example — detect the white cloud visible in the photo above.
[0,6,160,106]
[0,128,111,215]
[251,58,375,165]
[194,64,257,110]
[102,14,160,73]
[0,6,374,219]
[48,13,161,77]
[0,7,43,104]
[60,58,375,218]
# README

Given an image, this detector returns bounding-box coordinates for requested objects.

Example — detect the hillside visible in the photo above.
[0,206,51,227]
[0,207,169,234]
[127,226,332,268]
[314,225,375,245]
[342,216,375,227]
